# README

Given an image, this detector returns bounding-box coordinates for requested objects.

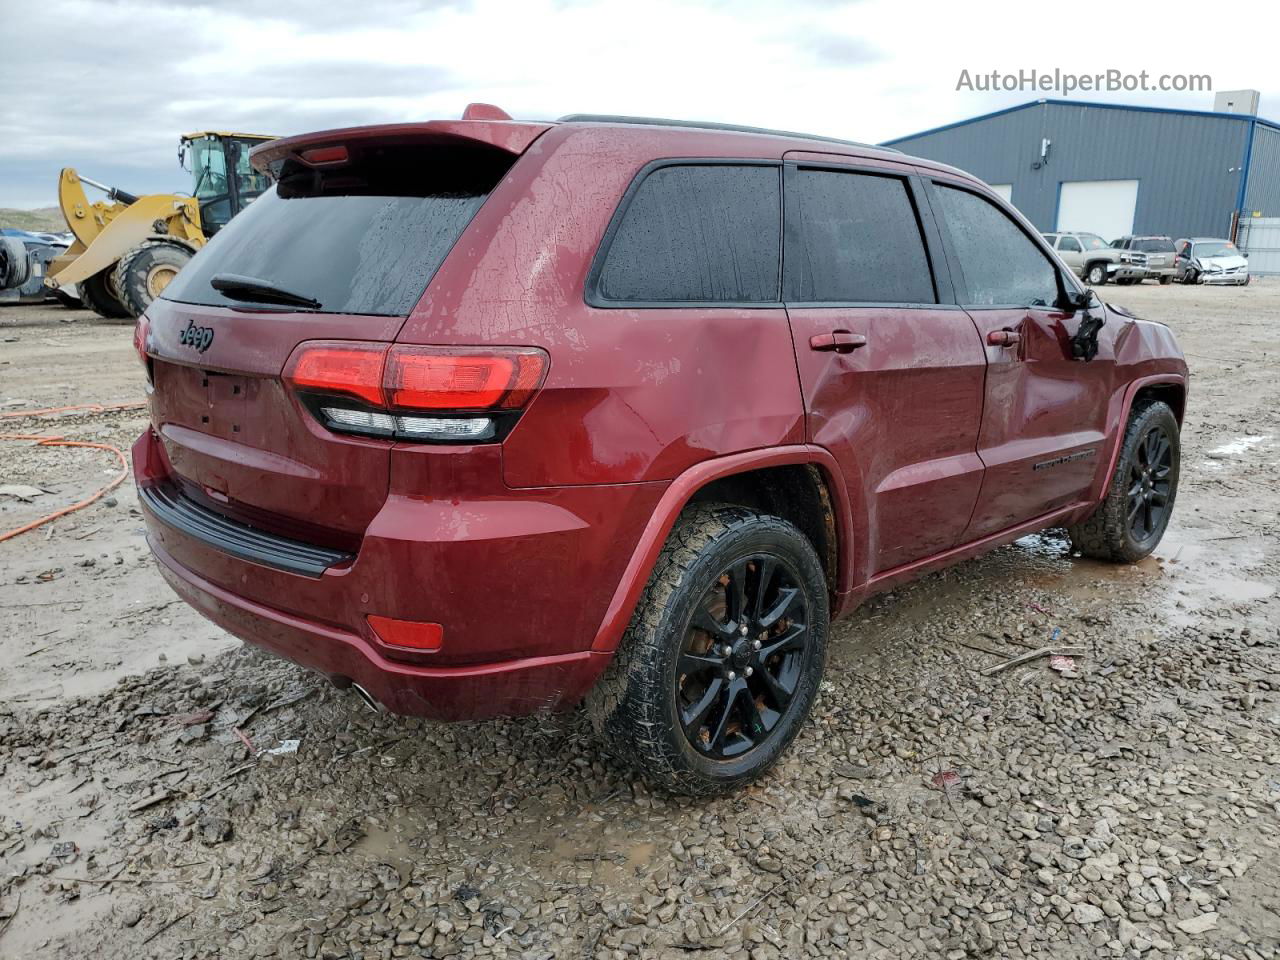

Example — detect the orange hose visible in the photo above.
[0,433,131,542]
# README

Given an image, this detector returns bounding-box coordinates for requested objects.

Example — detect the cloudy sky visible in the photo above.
[1,0,1272,208]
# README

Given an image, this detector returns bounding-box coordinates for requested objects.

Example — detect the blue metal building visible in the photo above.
[883,99,1280,244]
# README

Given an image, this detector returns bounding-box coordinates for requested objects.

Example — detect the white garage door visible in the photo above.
[988,183,1013,203]
[1056,180,1139,243]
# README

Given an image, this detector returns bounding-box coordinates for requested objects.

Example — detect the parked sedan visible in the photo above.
[1175,238,1250,285]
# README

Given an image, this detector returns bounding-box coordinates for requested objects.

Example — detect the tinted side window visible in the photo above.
[786,169,935,304]
[1059,236,1082,252]
[597,165,780,302]
[934,184,1060,307]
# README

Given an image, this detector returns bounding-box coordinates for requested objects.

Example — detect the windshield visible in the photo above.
[230,138,272,206]
[1135,238,1175,253]
[1193,241,1237,259]
[189,137,229,201]
[163,144,514,316]
[1079,233,1108,250]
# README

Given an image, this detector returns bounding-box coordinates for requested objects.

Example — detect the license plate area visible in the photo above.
[199,371,253,441]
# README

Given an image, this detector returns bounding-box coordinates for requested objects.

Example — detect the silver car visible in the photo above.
[1174,238,1251,285]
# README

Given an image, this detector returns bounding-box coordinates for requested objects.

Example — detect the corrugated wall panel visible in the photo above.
[1244,124,1280,218]
[888,103,1251,240]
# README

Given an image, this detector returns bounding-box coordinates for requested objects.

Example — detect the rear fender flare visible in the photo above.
[588,445,856,654]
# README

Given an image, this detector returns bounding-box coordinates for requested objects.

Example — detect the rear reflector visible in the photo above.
[367,615,443,651]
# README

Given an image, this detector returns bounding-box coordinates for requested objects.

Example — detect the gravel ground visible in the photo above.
[1,283,1277,960]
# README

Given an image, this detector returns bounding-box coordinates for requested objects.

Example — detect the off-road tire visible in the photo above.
[114,241,192,318]
[0,236,30,290]
[1085,263,1107,286]
[79,269,132,320]
[1068,400,1180,562]
[588,503,829,796]
[53,288,83,309]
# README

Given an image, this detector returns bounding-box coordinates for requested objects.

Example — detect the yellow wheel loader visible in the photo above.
[46,132,275,320]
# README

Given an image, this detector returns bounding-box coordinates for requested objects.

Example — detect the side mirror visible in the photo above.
[1061,289,1094,313]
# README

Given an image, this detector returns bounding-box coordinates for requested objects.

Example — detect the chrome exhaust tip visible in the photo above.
[349,682,383,714]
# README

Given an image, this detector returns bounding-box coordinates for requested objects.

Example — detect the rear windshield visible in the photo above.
[1134,238,1175,253]
[162,145,513,316]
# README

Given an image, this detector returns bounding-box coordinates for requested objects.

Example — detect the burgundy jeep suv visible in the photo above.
[134,105,1187,795]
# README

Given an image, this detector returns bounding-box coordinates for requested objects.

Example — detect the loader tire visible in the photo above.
[79,269,132,320]
[0,237,30,290]
[114,241,192,318]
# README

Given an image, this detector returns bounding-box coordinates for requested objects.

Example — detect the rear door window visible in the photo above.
[1135,238,1176,253]
[163,145,513,317]
[595,164,780,303]
[934,183,1060,308]
[785,168,936,304]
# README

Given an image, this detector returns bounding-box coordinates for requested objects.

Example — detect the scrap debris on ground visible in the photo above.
[1,286,1278,959]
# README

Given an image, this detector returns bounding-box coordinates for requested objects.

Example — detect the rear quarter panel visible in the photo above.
[394,125,806,487]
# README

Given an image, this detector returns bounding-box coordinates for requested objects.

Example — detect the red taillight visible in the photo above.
[283,341,549,443]
[367,615,443,651]
[386,347,547,411]
[286,342,387,407]
[134,314,152,381]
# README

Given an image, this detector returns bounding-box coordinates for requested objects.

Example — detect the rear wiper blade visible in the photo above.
[211,273,322,310]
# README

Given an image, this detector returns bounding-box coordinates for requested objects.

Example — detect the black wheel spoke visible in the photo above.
[759,586,802,630]
[690,605,734,640]
[1152,436,1170,467]
[1127,497,1143,524]
[678,651,722,676]
[740,692,766,743]
[750,556,777,623]
[759,622,806,661]
[681,677,724,734]
[756,663,793,711]
[725,560,749,624]
[707,680,742,751]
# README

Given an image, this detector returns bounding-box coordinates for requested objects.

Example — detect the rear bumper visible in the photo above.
[150,537,609,719]
[133,428,663,719]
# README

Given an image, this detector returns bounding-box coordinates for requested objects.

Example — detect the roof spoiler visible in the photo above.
[250,114,551,174]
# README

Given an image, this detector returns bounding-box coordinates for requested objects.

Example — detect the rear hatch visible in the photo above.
[143,121,548,551]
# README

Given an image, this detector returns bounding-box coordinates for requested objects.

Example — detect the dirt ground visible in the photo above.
[1,284,1277,960]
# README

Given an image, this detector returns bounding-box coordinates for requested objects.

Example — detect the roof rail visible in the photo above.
[556,114,901,153]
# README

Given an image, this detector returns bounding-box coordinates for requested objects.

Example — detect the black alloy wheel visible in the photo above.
[677,555,810,759]
[1127,423,1174,543]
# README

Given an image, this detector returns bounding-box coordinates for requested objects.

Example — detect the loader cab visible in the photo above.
[180,132,275,236]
